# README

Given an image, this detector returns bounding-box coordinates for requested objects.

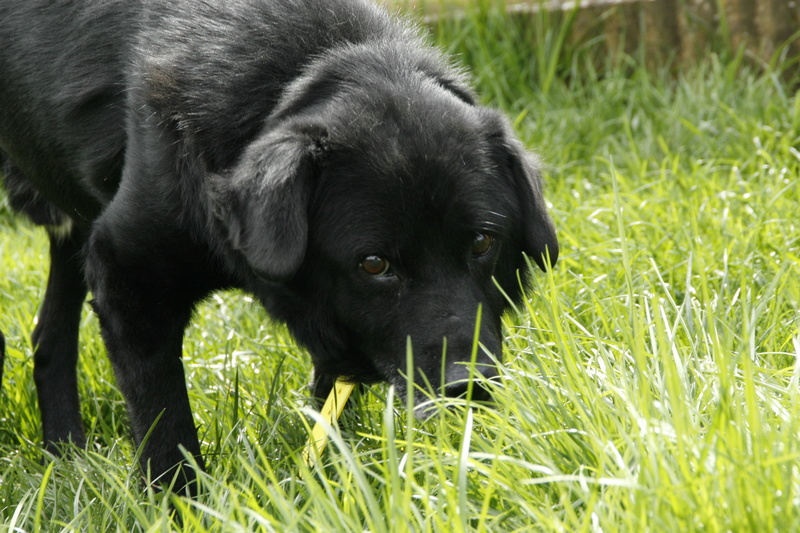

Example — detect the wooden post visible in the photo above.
[756,0,800,61]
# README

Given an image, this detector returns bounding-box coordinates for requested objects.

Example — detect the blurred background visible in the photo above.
[383,0,800,72]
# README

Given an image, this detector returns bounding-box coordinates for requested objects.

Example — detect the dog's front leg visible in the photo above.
[85,219,212,496]
[33,227,89,453]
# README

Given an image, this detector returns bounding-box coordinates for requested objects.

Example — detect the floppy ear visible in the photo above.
[215,126,323,281]
[492,126,559,271]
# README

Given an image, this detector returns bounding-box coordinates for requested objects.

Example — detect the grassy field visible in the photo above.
[2,2,799,532]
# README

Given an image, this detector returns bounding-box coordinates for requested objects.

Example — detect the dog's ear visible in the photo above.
[216,125,324,281]
[490,124,558,272]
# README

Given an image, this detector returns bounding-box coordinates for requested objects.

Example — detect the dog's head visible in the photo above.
[215,47,557,411]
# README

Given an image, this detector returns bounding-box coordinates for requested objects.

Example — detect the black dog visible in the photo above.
[0,0,557,492]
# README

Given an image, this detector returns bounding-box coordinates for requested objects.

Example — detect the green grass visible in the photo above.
[2,2,800,531]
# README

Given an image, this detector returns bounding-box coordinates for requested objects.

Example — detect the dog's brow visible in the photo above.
[468,210,511,240]
[479,210,508,228]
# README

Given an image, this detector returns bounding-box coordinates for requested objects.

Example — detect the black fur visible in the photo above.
[0,0,557,494]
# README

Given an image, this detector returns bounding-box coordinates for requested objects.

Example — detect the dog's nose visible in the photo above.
[443,380,493,401]
[442,362,499,401]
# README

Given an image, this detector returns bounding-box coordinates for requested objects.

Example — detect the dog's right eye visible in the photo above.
[361,255,391,276]
[471,233,494,257]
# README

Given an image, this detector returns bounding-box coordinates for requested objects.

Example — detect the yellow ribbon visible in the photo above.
[303,378,355,466]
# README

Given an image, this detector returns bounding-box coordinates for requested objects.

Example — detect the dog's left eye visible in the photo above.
[471,233,494,257]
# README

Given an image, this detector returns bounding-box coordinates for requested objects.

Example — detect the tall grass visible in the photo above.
[1,2,799,531]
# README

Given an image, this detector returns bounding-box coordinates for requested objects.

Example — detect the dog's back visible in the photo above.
[0,0,407,219]
[0,0,137,219]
